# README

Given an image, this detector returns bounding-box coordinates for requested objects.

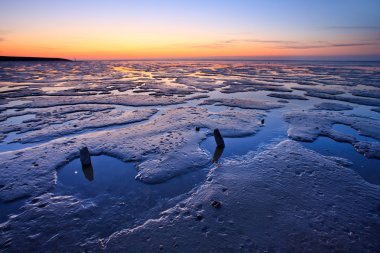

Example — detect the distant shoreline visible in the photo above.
[0,56,72,62]
[1,56,379,63]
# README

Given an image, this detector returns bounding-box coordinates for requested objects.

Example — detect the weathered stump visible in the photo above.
[213,129,225,148]
[80,147,92,166]
[212,146,224,163]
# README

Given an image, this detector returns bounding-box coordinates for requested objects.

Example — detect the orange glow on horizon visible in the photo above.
[1,1,379,60]
[2,37,378,60]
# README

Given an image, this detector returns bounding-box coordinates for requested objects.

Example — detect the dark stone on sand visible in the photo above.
[79,147,92,166]
[211,200,222,209]
[261,119,265,125]
[214,129,225,148]
[196,214,204,221]
[195,126,200,131]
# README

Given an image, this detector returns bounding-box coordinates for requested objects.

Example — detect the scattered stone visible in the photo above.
[195,126,200,132]
[211,200,222,209]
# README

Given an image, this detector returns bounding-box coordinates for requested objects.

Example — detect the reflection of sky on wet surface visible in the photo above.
[55,155,209,237]
[1,60,380,227]
[304,137,380,185]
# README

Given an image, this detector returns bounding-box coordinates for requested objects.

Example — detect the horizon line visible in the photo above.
[2,55,380,62]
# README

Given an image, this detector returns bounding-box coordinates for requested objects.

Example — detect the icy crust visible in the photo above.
[284,111,380,159]
[199,98,284,110]
[267,93,308,100]
[0,86,111,99]
[131,80,201,96]
[0,107,264,202]
[0,194,98,252]
[102,141,380,252]
[220,79,292,93]
[304,91,380,107]
[351,89,380,99]
[136,133,209,184]
[175,77,227,91]
[293,86,345,95]
[0,105,157,143]
[0,104,114,123]
[313,102,354,111]
[3,94,198,109]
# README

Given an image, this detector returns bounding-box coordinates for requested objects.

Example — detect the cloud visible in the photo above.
[323,25,380,31]
[185,39,296,49]
[180,39,379,50]
[0,29,11,43]
[279,41,379,49]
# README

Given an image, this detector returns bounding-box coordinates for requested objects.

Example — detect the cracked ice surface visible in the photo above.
[1,61,380,252]
[102,141,380,252]
[284,110,380,158]
[0,107,264,202]
[2,141,379,252]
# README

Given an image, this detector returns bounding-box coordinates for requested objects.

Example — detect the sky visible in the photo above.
[1,0,380,60]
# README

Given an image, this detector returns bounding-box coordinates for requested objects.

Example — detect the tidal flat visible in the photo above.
[1,60,380,252]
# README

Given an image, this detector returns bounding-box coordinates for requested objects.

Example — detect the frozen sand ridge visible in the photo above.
[0,107,264,202]
[2,141,379,252]
[200,98,284,110]
[284,110,380,159]
[313,102,353,111]
[0,104,158,144]
[102,141,380,252]
[4,94,206,109]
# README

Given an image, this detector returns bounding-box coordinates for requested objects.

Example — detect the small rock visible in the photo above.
[211,200,222,209]
[196,214,203,221]
[195,126,200,131]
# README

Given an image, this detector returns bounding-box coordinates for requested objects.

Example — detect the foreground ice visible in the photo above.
[0,107,264,202]
[2,141,378,252]
[284,110,380,159]
[0,61,380,252]
[101,141,380,252]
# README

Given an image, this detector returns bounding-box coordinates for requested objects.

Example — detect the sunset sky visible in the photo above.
[1,0,380,60]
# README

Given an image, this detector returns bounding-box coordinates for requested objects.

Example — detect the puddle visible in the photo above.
[200,110,380,186]
[54,155,209,237]
[303,137,380,185]
[332,123,378,142]
[201,109,288,160]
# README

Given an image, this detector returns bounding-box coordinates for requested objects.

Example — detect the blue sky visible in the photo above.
[1,0,379,59]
